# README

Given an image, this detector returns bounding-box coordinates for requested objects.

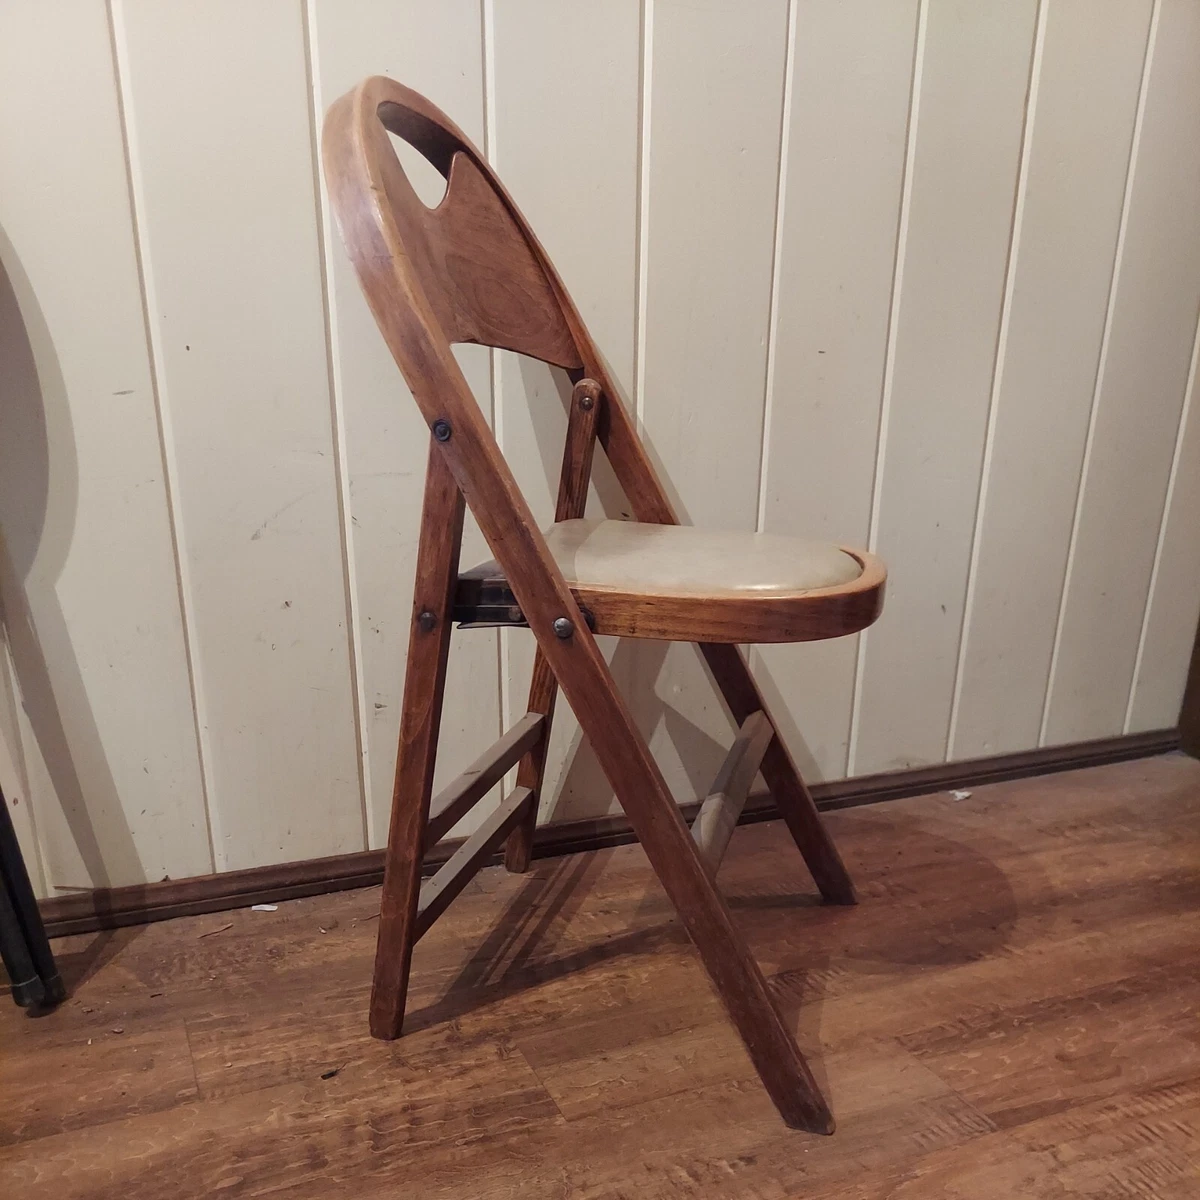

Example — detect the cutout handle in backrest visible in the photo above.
[324,74,681,536]
[363,84,582,369]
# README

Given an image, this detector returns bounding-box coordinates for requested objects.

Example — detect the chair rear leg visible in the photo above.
[370,445,464,1040]
[503,649,557,873]
[505,378,601,873]
[701,644,856,905]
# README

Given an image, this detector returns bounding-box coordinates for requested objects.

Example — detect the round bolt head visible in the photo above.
[432,419,452,442]
[417,610,437,632]
[552,616,574,639]
[578,393,595,411]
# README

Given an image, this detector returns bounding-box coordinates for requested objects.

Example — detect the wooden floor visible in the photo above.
[3,754,1199,1198]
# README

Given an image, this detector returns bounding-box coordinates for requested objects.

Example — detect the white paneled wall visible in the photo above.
[757,0,918,780]
[1,0,1198,896]
[1042,0,1200,744]
[951,0,1153,759]
[853,0,1040,774]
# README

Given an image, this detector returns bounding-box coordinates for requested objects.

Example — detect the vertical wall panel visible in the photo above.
[633,0,792,805]
[309,0,502,846]
[853,0,1038,774]
[1045,0,1200,744]
[1127,309,1200,731]
[641,0,789,533]
[113,0,361,869]
[0,0,211,889]
[755,0,918,781]
[490,0,641,824]
[951,0,1152,759]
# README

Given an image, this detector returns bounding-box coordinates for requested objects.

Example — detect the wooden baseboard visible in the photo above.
[39,728,1179,938]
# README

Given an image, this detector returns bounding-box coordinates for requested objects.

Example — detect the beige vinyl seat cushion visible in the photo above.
[543,519,862,600]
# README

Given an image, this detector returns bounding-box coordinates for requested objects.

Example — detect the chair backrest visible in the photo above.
[346,82,582,368]
[321,76,677,534]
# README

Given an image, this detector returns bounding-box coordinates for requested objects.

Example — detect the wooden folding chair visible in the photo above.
[322,76,886,1133]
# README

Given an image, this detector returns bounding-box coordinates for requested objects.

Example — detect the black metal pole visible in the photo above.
[0,788,63,1006]
[0,865,43,1006]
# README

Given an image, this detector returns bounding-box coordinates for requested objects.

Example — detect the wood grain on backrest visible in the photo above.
[350,79,582,369]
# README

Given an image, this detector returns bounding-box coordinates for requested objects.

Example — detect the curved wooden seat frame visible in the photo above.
[322,76,886,1133]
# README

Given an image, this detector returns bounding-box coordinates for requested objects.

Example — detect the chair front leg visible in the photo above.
[370,445,464,1040]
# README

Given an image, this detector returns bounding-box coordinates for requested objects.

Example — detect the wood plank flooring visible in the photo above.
[2,753,1199,1198]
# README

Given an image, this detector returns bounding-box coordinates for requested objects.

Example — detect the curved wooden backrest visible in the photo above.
[367,85,581,367]
[321,75,678,533]
[324,76,582,370]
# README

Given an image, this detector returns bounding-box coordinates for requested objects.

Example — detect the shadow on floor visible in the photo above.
[51,924,144,996]
[405,808,1024,1077]
[404,851,691,1034]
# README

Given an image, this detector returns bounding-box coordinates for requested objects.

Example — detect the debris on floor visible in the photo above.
[950,789,972,801]
[198,923,233,938]
[251,904,278,912]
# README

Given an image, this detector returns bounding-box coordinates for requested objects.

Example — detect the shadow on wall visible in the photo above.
[0,235,140,891]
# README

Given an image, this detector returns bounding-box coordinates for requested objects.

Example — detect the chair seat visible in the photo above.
[544,519,862,598]
[456,518,885,644]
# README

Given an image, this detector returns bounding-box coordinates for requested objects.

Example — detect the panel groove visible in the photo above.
[1038,0,1161,746]
[634,0,654,432]
[946,0,1048,759]
[106,0,218,873]
[480,0,513,748]
[846,0,928,777]
[302,0,371,849]
[754,0,799,535]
